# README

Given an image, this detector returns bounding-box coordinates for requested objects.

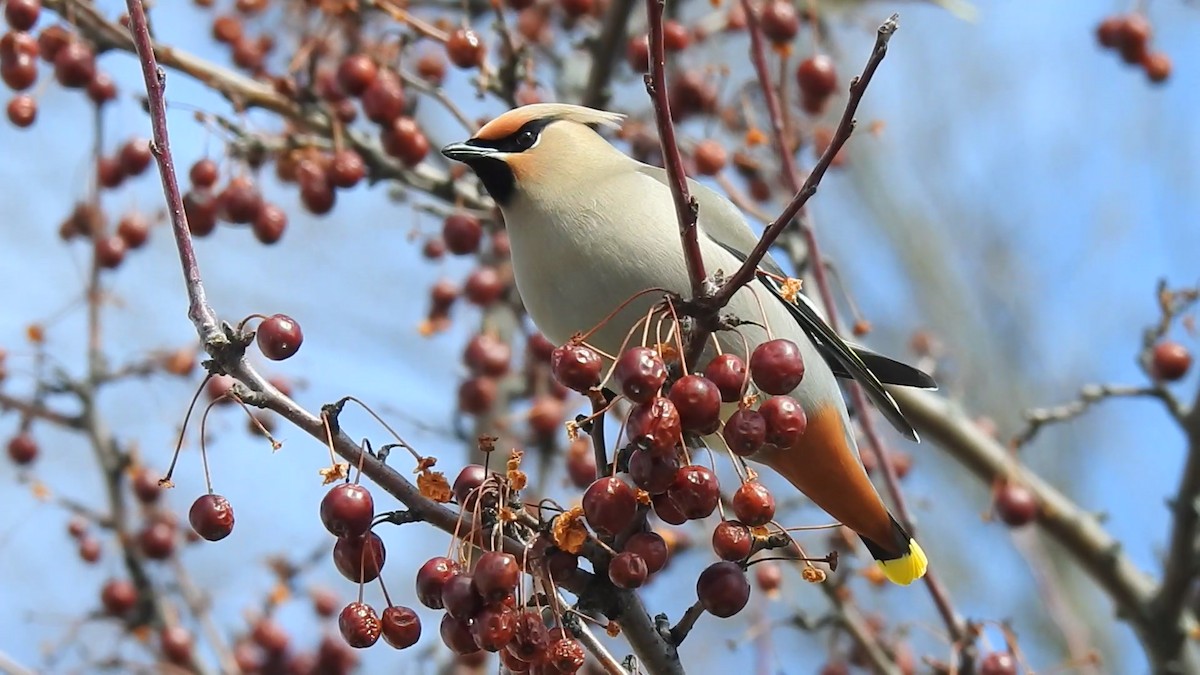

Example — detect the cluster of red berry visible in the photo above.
[1095,13,1170,84]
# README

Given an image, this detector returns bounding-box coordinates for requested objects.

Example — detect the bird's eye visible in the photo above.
[514,129,537,150]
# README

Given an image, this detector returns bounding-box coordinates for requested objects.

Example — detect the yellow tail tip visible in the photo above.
[876,539,928,586]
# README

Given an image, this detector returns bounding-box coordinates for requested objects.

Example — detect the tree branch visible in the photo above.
[583,0,638,109]
[644,0,706,300]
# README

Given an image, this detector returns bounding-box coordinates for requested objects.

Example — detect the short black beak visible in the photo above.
[441,142,494,162]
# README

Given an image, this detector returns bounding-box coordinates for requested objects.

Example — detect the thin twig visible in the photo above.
[644,0,706,300]
[1012,383,1166,449]
[667,601,706,646]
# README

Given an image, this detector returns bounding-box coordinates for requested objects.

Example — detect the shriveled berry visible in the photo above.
[320,483,374,538]
[551,343,603,392]
[667,464,719,520]
[507,610,549,663]
[189,493,235,541]
[416,556,461,609]
[712,520,752,561]
[760,395,807,449]
[471,604,516,651]
[624,531,668,573]
[615,346,667,403]
[696,561,750,617]
[995,483,1037,527]
[750,339,805,395]
[256,314,302,360]
[722,407,766,456]
[583,476,637,536]
[628,448,679,494]
[705,353,748,402]
[332,532,385,582]
[474,551,520,600]
[626,396,682,455]
[1152,341,1191,381]
[732,481,775,526]
[609,551,648,588]
[545,638,586,673]
[380,605,421,649]
[338,602,381,648]
[669,374,722,434]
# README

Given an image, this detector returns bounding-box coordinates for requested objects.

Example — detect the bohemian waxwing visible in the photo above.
[442,103,937,585]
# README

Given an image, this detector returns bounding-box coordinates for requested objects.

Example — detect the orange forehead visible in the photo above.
[475,109,545,141]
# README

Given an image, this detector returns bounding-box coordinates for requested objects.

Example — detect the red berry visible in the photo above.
[609,551,648,588]
[1116,14,1151,65]
[256,313,302,360]
[96,238,128,269]
[416,50,446,84]
[979,652,1017,675]
[463,266,505,305]
[78,536,102,563]
[458,375,498,412]
[252,203,287,244]
[693,139,727,176]
[995,483,1037,527]
[566,438,597,488]
[184,189,218,236]
[6,93,36,127]
[669,374,722,434]
[624,531,668,573]
[336,53,377,96]
[551,343,603,392]
[667,464,720,520]
[1095,16,1122,49]
[7,432,37,465]
[474,551,520,600]
[211,14,243,43]
[5,0,40,32]
[100,578,138,616]
[755,560,783,593]
[189,493,235,541]
[545,638,586,673]
[626,396,682,455]
[219,176,263,224]
[160,625,193,664]
[750,339,805,395]
[615,347,667,403]
[1152,341,1191,381]
[582,476,637,536]
[139,520,176,559]
[53,40,94,88]
[443,212,483,255]
[36,25,67,61]
[332,532,386,582]
[85,71,116,104]
[704,353,748,402]
[797,54,837,100]
[415,556,461,609]
[696,561,750,617]
[1143,52,1171,84]
[712,520,752,561]
[464,333,511,376]
[329,149,365,188]
[382,116,428,166]
[361,70,405,124]
[453,464,495,510]
[760,395,807,449]
[507,610,549,663]
[652,491,687,525]
[190,158,219,188]
[96,156,124,189]
[446,28,485,69]
[320,483,375,538]
[440,613,481,655]
[441,572,483,621]
[760,0,798,44]
[722,407,766,457]
[117,213,150,249]
[471,604,516,651]
[1,29,38,60]
[732,481,775,526]
[380,606,421,649]
[626,35,649,72]
[119,138,152,176]
[628,448,679,494]
[338,602,381,648]
[662,20,689,51]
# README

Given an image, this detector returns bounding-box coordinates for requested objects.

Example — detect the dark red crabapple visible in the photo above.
[189,493,235,541]
[7,432,37,465]
[463,333,511,377]
[443,212,483,255]
[704,353,748,402]
[446,28,485,69]
[712,520,753,561]
[628,448,679,494]
[732,481,775,526]
[652,491,687,525]
[159,625,194,665]
[760,0,799,44]
[440,572,483,621]
[722,407,766,457]
[338,602,381,648]
[6,94,36,127]
[336,53,377,96]
[380,605,421,649]
[615,346,667,403]
[696,561,750,617]
[623,531,668,573]
[440,613,481,655]
[755,560,783,594]
[1152,341,1191,381]
[101,578,138,616]
[415,556,461,609]
[750,339,805,395]
[669,374,722,434]
[471,603,516,651]
[452,463,493,510]
[760,395,807,449]
[474,551,520,600]
[550,343,602,392]
[545,638,586,673]
[256,314,302,360]
[667,464,719,520]
[995,483,1037,527]
[119,138,152,176]
[582,476,637,536]
[320,483,374,538]
[609,551,648,589]
[626,396,682,455]
[507,610,549,663]
[332,532,386,582]
[189,158,219,188]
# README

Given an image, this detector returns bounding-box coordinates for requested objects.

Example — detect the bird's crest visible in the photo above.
[475,104,625,141]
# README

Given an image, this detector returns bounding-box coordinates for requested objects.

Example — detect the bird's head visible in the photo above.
[441,103,628,207]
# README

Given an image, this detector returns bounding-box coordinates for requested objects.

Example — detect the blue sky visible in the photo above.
[0,0,1197,672]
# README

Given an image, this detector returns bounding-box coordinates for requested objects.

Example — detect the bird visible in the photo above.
[442,103,937,585]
